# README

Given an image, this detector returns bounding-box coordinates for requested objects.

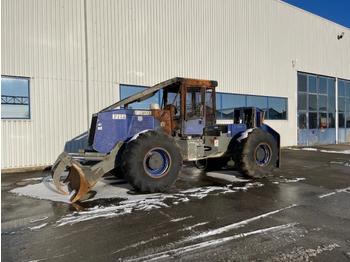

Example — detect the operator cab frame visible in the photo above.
[161,78,217,137]
[99,77,218,137]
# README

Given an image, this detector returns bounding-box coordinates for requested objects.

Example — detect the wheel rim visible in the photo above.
[143,147,171,178]
[254,143,272,166]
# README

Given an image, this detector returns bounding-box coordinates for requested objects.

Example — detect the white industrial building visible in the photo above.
[1,0,350,170]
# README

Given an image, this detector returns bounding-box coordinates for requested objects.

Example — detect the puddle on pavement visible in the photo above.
[9,165,285,210]
[8,166,273,227]
[6,164,313,228]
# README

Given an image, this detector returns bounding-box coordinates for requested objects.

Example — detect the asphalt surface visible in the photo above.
[2,146,350,262]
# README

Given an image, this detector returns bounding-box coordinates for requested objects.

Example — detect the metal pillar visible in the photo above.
[335,78,339,144]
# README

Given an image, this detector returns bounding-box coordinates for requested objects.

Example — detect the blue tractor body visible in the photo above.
[90,111,254,154]
[89,109,159,153]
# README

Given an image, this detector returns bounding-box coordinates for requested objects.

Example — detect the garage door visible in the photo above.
[297,72,336,146]
[338,79,350,143]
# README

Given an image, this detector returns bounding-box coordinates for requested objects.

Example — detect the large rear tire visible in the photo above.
[237,129,278,178]
[121,131,182,192]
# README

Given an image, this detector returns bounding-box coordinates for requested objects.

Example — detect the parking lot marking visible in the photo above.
[126,223,297,262]
[28,223,48,231]
[287,147,350,154]
[180,222,209,232]
[184,204,297,242]
[170,216,193,222]
[111,233,170,254]
[318,187,350,199]
[29,216,48,223]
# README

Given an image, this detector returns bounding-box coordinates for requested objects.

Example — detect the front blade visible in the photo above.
[52,160,69,195]
[66,163,92,203]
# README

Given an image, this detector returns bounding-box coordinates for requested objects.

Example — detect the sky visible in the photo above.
[283,0,350,28]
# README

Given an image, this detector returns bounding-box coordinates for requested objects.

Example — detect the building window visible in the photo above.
[218,93,246,119]
[309,112,318,129]
[297,72,336,130]
[298,93,307,111]
[298,113,307,129]
[120,84,288,120]
[216,92,287,120]
[318,77,328,94]
[308,75,317,93]
[338,79,350,128]
[308,94,317,111]
[119,84,161,109]
[1,76,30,119]
[247,95,268,111]
[268,97,287,119]
[298,74,307,92]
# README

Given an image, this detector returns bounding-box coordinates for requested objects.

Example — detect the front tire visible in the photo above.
[237,129,278,178]
[121,131,182,192]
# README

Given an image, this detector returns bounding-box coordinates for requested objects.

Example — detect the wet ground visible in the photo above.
[2,146,350,261]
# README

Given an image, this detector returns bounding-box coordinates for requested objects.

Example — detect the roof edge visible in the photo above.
[276,0,350,31]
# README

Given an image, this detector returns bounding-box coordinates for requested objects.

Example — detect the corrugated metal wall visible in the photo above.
[1,0,88,168]
[2,0,350,169]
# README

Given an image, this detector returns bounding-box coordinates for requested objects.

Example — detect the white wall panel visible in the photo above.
[1,0,88,168]
[2,0,350,168]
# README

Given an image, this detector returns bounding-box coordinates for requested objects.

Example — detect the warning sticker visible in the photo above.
[214,139,219,147]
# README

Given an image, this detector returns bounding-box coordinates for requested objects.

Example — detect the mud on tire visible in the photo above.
[121,131,182,192]
[237,129,278,178]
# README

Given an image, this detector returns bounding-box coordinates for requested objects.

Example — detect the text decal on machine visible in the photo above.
[112,114,127,120]
[134,110,152,116]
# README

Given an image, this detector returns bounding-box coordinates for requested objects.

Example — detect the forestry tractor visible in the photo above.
[52,77,280,202]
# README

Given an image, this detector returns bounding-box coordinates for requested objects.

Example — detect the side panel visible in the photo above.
[184,119,205,135]
[93,109,158,153]
[227,124,247,137]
